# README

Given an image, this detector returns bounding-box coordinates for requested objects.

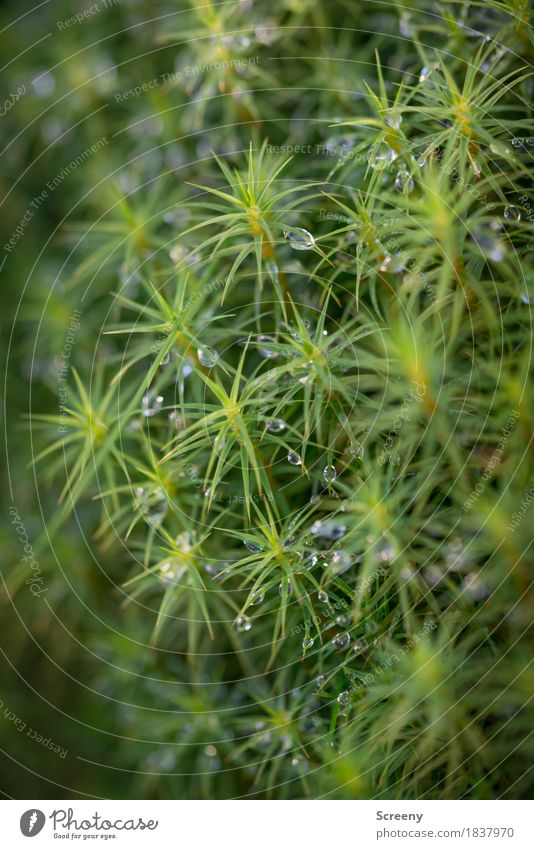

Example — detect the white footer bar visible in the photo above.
[1,800,531,848]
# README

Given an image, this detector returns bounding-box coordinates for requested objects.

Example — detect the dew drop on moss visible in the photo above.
[197,346,219,368]
[142,392,163,417]
[284,228,316,250]
[235,615,252,632]
[323,464,337,483]
[258,335,279,359]
[368,141,397,170]
[266,417,286,433]
[337,690,351,705]
[332,632,351,650]
[385,110,402,129]
[287,450,302,465]
[394,168,414,193]
[504,205,521,223]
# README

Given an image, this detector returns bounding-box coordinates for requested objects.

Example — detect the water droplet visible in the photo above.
[284,228,316,250]
[265,417,286,433]
[287,450,302,466]
[315,675,326,688]
[243,540,262,554]
[369,141,398,171]
[331,632,351,651]
[337,690,351,706]
[136,486,168,528]
[168,410,184,429]
[311,520,347,540]
[169,245,185,263]
[250,588,265,605]
[302,636,314,650]
[317,590,329,604]
[385,110,402,130]
[504,206,521,223]
[266,259,279,283]
[32,70,55,96]
[380,253,406,274]
[425,565,445,587]
[399,12,414,37]
[520,292,532,305]
[473,230,505,262]
[394,168,414,193]
[255,731,273,751]
[258,334,279,359]
[176,362,193,383]
[119,261,140,288]
[352,640,366,655]
[444,537,468,572]
[142,392,164,417]
[310,494,321,505]
[235,615,252,632]
[345,440,364,459]
[332,551,353,575]
[279,580,293,595]
[490,140,512,158]
[323,465,337,484]
[336,614,351,626]
[419,64,440,86]
[463,571,490,600]
[376,541,395,563]
[197,346,219,368]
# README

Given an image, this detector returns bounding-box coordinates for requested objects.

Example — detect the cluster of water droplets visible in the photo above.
[257,334,279,359]
[368,141,397,171]
[141,391,164,417]
[135,485,168,528]
[235,615,252,633]
[472,221,506,262]
[311,519,347,540]
[394,166,414,194]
